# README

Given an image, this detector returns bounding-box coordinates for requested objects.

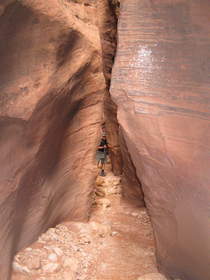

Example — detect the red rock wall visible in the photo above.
[97,0,123,176]
[98,1,144,206]
[119,128,145,207]
[111,1,210,279]
[0,1,106,278]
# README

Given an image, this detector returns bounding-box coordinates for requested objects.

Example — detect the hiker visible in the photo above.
[96,135,109,176]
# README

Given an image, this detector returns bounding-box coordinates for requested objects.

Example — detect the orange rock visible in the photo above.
[111,0,210,279]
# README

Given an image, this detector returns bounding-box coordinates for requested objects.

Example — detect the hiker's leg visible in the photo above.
[98,155,104,168]
[103,154,107,170]
[101,158,105,170]
[99,158,106,176]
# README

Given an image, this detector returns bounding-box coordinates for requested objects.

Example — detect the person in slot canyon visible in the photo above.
[96,134,110,176]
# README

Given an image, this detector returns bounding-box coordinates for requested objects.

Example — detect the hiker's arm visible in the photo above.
[98,145,105,149]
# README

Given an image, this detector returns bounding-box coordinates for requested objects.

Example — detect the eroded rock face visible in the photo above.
[119,129,145,207]
[97,0,123,176]
[0,0,107,278]
[111,1,210,280]
[11,167,157,280]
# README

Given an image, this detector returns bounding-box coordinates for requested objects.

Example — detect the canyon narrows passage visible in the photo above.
[0,1,210,280]
[12,164,162,280]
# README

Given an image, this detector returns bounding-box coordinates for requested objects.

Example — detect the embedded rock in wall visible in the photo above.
[0,0,106,278]
[111,1,210,280]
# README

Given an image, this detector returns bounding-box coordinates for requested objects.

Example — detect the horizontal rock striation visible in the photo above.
[111,1,210,280]
[97,0,123,176]
[0,0,106,278]
[97,0,144,205]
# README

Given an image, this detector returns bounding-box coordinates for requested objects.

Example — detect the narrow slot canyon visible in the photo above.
[0,1,210,280]
[12,163,157,280]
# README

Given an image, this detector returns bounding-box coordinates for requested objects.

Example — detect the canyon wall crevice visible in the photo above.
[98,0,144,206]
[97,0,123,176]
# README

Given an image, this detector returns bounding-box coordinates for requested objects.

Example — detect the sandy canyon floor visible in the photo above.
[12,164,167,280]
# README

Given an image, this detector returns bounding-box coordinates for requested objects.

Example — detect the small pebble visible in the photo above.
[132,212,139,217]
[48,253,58,262]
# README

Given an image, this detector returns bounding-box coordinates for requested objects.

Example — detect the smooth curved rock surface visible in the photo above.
[0,0,107,278]
[119,128,145,207]
[111,1,210,280]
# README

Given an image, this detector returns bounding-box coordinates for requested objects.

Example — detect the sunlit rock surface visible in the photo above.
[0,0,106,278]
[111,1,210,279]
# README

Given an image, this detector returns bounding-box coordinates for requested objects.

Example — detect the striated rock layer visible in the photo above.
[111,1,210,280]
[98,0,144,206]
[0,0,107,278]
[98,0,123,176]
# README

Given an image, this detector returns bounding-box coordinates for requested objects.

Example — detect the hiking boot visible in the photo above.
[100,170,106,176]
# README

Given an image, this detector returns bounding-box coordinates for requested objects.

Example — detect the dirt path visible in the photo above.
[12,165,167,280]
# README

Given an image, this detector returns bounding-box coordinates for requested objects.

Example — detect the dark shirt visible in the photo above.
[98,139,108,152]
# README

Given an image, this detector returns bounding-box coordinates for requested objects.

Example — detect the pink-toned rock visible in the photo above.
[42,262,60,273]
[12,262,30,274]
[62,257,78,271]
[111,1,210,280]
[96,176,105,186]
[137,273,168,280]
[97,0,123,176]
[25,255,41,270]
[48,253,58,262]
[0,0,109,278]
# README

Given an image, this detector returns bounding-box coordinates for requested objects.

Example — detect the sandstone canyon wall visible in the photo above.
[111,1,210,280]
[98,0,123,176]
[98,0,144,205]
[0,1,108,278]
